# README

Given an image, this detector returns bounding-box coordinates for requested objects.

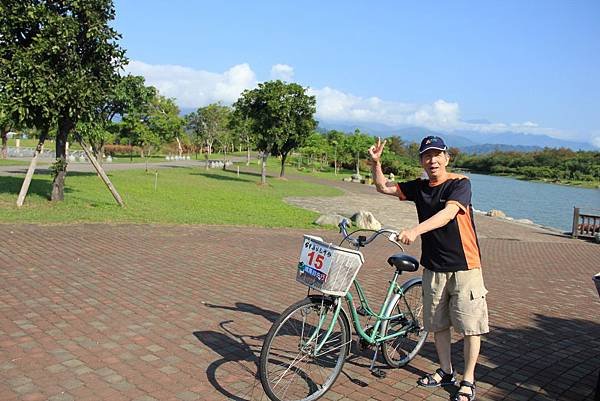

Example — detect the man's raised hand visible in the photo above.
[368,137,387,163]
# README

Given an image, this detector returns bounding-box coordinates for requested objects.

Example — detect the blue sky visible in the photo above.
[113,0,600,146]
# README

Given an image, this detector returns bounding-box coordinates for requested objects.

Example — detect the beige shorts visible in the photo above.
[422,268,489,336]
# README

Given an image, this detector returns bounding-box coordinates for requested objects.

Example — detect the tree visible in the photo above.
[0,108,15,159]
[388,136,406,156]
[234,80,316,182]
[82,75,155,165]
[0,0,127,201]
[185,103,232,169]
[300,132,329,171]
[229,113,254,165]
[326,130,347,175]
[123,93,183,171]
[342,129,373,175]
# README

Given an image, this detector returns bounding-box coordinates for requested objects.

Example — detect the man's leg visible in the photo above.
[462,334,480,383]
[453,334,481,399]
[434,328,453,375]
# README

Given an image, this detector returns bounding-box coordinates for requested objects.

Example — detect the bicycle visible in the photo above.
[259,219,428,401]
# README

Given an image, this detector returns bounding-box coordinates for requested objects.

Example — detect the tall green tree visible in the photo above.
[229,113,254,165]
[0,108,15,159]
[234,80,316,182]
[326,130,346,175]
[0,0,127,201]
[343,129,373,175]
[186,103,231,160]
[81,75,155,165]
[123,93,183,171]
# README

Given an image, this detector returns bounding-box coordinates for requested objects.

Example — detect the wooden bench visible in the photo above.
[572,207,600,241]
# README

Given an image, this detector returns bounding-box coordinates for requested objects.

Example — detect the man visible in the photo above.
[368,135,488,401]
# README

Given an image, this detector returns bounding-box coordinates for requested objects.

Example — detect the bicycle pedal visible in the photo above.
[370,368,386,378]
[356,306,368,316]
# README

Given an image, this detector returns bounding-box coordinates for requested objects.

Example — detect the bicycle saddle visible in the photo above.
[387,253,419,272]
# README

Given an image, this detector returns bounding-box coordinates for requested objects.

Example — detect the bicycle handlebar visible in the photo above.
[338,219,404,251]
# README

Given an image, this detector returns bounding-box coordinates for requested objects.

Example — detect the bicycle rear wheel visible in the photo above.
[381,280,428,367]
[259,296,350,401]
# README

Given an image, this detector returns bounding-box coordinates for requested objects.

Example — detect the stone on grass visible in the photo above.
[351,211,381,230]
[315,214,346,227]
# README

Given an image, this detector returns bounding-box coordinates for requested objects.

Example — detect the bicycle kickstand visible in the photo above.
[369,347,386,379]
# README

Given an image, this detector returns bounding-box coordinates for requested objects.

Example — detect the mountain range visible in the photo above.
[179,107,596,153]
[316,121,597,153]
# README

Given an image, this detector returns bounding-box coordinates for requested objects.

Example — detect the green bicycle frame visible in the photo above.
[311,270,413,355]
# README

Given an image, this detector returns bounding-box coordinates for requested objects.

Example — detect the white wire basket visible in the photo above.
[296,235,364,296]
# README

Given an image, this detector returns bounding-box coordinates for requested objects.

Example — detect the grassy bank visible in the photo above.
[0,167,342,227]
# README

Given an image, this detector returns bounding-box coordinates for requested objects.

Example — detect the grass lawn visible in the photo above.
[0,159,30,166]
[241,157,363,182]
[0,167,342,227]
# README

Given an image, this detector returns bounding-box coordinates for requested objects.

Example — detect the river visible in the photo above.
[466,173,599,232]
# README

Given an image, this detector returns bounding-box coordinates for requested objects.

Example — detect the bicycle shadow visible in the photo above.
[193,302,281,401]
[193,321,263,401]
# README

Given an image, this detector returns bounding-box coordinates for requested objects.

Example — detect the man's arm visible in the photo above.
[368,137,402,197]
[371,160,401,196]
[398,203,461,245]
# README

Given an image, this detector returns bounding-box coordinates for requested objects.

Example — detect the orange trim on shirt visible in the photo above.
[397,183,407,200]
[456,209,481,269]
[446,199,467,213]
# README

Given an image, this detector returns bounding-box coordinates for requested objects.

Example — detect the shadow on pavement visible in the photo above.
[196,301,599,401]
[193,303,278,401]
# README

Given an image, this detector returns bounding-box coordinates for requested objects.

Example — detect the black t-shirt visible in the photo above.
[399,173,481,272]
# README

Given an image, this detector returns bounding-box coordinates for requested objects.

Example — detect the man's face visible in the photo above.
[420,149,449,180]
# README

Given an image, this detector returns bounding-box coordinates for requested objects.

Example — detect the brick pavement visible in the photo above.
[0,221,598,401]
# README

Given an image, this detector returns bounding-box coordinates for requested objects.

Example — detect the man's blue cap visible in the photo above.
[419,136,447,154]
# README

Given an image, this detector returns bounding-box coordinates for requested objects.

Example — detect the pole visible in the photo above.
[16,135,46,207]
[78,138,125,207]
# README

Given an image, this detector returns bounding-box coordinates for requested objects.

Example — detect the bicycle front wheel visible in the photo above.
[381,280,428,367]
[259,296,350,401]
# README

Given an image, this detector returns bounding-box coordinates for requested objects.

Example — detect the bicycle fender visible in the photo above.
[379,277,423,336]
[399,277,422,293]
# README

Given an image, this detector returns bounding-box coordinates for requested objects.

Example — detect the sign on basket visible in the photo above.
[297,235,364,296]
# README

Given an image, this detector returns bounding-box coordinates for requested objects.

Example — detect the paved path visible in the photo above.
[1,172,599,401]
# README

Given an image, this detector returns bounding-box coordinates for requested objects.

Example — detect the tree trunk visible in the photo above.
[355,151,360,175]
[78,138,124,207]
[51,117,73,202]
[16,133,47,207]
[92,143,103,167]
[1,128,8,159]
[176,136,183,157]
[261,153,267,185]
[280,153,288,177]
[246,142,250,166]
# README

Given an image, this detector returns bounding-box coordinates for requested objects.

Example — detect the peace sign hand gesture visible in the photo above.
[368,137,387,164]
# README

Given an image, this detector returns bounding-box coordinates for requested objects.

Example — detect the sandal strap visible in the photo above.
[459,380,475,389]
[436,367,453,377]
[419,373,435,384]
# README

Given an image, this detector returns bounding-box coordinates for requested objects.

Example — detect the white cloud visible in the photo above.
[308,87,460,130]
[123,60,592,144]
[270,64,294,81]
[124,60,257,108]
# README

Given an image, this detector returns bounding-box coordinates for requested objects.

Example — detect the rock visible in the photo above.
[351,173,363,181]
[351,211,382,230]
[486,209,506,218]
[315,214,346,227]
[515,218,534,225]
[342,177,352,182]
